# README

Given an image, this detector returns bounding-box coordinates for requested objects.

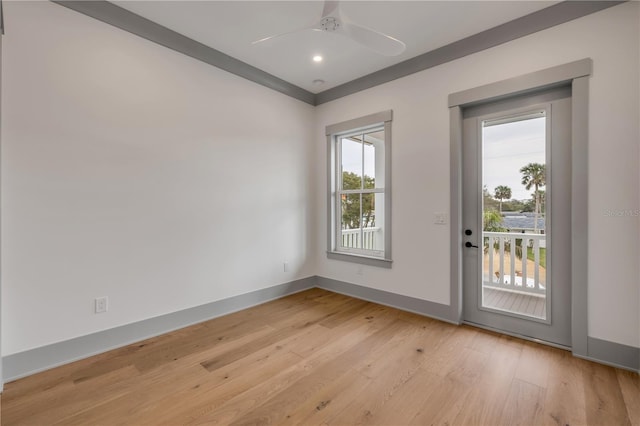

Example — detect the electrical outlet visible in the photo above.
[283,262,289,272]
[95,296,108,314]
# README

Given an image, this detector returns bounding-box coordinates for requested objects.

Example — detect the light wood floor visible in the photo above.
[2,288,638,426]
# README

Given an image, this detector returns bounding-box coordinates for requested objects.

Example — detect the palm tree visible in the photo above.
[520,163,546,233]
[494,185,512,213]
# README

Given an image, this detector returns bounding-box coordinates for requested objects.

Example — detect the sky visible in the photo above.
[340,120,544,201]
[341,136,375,181]
[483,116,546,201]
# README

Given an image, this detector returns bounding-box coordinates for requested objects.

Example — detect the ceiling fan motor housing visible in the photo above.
[320,17,340,32]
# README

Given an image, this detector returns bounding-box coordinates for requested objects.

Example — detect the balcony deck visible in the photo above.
[481,231,547,319]
[482,287,546,319]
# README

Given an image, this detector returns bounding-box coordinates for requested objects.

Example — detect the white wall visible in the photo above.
[1,1,316,355]
[315,2,640,348]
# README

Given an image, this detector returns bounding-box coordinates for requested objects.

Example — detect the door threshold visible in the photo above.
[463,320,572,351]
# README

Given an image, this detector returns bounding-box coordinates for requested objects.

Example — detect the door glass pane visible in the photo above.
[481,113,548,320]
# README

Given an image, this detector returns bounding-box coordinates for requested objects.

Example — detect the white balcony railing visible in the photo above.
[483,232,546,297]
[342,227,381,250]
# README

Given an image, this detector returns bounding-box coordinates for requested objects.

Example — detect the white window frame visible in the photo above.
[326,110,393,268]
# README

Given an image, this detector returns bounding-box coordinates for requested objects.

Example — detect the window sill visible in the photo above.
[326,251,393,269]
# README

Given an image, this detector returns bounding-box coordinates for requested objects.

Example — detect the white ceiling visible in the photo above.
[113,1,558,93]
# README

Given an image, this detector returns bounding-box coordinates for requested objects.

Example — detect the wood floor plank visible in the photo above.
[616,369,640,426]
[198,325,307,372]
[360,367,440,425]
[1,288,636,426]
[356,318,440,377]
[227,320,407,425]
[316,319,443,424]
[318,322,443,425]
[416,344,495,425]
[197,300,370,373]
[120,344,304,426]
[278,368,372,425]
[317,298,371,329]
[56,325,286,425]
[2,365,139,426]
[451,340,522,426]
[467,326,506,354]
[160,323,363,424]
[445,347,490,386]
[541,349,587,426]
[326,362,442,426]
[497,331,527,351]
[499,378,546,426]
[514,340,552,389]
[130,320,277,373]
[409,374,472,426]
[422,325,478,379]
[583,361,633,426]
[2,335,155,403]
[174,312,401,425]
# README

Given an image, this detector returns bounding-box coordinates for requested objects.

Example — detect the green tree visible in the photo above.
[521,198,535,213]
[502,199,526,213]
[483,209,524,259]
[537,190,546,214]
[520,163,546,233]
[484,209,508,257]
[494,185,512,213]
[522,190,546,215]
[483,185,499,211]
[483,209,506,232]
[341,172,375,229]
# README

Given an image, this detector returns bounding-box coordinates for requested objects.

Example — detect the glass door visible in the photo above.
[462,87,572,347]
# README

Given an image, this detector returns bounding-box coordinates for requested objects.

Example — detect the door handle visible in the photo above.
[465,242,479,248]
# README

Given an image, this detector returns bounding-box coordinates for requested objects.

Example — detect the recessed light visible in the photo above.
[312,55,323,63]
[313,79,325,87]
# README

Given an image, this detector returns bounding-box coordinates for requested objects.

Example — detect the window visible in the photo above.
[326,110,392,268]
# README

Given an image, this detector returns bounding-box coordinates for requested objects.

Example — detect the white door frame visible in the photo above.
[448,58,591,357]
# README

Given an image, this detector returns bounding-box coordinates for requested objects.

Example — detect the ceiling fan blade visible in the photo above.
[253,1,336,46]
[251,24,317,45]
[343,22,406,56]
[321,0,340,18]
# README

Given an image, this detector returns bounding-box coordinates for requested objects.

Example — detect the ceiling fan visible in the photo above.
[252,0,406,57]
